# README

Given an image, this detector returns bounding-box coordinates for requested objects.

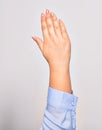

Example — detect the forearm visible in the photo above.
[49,64,72,94]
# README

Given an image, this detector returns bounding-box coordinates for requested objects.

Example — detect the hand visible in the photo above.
[32,9,71,69]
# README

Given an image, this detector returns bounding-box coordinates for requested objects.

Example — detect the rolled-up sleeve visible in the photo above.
[40,87,78,130]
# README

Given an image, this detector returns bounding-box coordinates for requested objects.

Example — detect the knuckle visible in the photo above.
[62,29,66,33]
[48,24,52,28]
[54,22,59,29]
[42,23,46,30]
[46,17,51,22]
[42,25,46,30]
[47,20,52,28]
[55,25,59,30]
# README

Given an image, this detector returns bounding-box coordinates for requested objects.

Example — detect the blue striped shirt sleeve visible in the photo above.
[40,87,78,130]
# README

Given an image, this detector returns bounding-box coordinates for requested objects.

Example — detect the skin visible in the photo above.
[32,9,72,94]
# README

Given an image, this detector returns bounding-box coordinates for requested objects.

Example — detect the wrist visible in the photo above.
[49,63,72,94]
[49,63,70,72]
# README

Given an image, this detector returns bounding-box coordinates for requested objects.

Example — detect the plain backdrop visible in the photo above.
[0,0,102,130]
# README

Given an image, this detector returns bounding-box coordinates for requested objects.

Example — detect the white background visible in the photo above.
[0,0,102,130]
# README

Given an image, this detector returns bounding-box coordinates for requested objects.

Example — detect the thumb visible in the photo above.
[32,36,43,52]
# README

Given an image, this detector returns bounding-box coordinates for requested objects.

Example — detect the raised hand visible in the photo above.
[32,9,71,69]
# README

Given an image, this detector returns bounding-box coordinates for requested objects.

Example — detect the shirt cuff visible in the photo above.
[47,87,78,111]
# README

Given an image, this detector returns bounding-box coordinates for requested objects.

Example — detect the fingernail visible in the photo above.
[59,19,61,22]
[51,12,54,16]
[59,19,63,24]
[32,36,36,40]
[52,12,56,18]
[46,9,49,14]
[41,13,45,17]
